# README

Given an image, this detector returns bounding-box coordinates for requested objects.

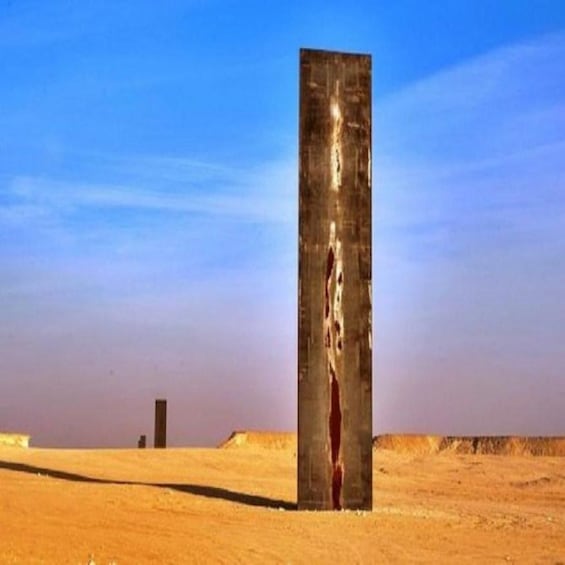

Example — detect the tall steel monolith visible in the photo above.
[298,48,372,510]
[154,399,167,448]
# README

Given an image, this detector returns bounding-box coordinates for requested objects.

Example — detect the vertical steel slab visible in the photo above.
[154,399,167,448]
[298,48,372,510]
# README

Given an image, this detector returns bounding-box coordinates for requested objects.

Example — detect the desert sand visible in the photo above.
[0,434,563,564]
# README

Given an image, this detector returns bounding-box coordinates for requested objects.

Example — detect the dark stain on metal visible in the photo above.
[329,366,343,509]
[332,463,343,510]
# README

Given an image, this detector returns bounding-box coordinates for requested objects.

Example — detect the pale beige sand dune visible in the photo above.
[0,441,563,564]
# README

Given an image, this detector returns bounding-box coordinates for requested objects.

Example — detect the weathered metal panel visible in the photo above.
[298,48,372,510]
[154,399,167,448]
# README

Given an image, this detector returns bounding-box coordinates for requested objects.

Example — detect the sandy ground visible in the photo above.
[0,445,563,564]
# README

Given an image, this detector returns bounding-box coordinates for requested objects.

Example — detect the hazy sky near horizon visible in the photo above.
[1,1,564,447]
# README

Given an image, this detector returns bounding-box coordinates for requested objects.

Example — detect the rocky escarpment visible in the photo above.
[219,431,564,456]
[372,435,565,456]
[0,433,30,448]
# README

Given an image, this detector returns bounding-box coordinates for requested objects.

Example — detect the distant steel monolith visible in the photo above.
[154,399,167,448]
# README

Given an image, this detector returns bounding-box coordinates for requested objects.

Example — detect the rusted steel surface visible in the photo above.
[154,399,167,448]
[298,48,372,510]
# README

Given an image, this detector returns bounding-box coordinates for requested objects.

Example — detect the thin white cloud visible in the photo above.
[4,156,296,225]
[374,31,565,250]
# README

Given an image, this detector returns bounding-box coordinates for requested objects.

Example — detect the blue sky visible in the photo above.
[1,1,564,447]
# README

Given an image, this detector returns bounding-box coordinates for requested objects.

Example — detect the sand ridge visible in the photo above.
[219,430,297,450]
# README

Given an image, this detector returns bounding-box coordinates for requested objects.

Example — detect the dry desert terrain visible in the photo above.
[0,434,563,564]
